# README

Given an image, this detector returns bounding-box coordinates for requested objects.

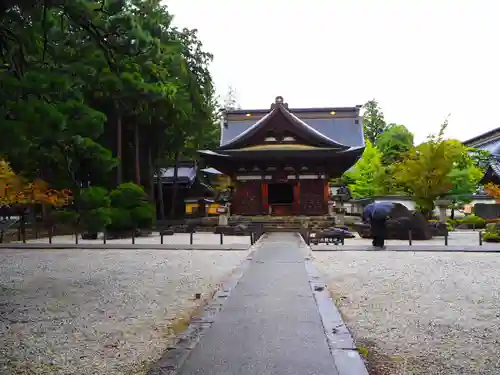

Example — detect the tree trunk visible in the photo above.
[156,149,165,221]
[115,101,123,185]
[169,151,180,219]
[134,123,141,185]
[450,207,455,220]
[148,144,154,201]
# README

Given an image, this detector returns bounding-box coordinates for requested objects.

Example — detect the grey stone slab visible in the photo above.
[309,285,355,351]
[303,256,369,374]
[331,350,369,375]
[177,232,339,375]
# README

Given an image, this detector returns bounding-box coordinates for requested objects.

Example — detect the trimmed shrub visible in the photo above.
[107,208,133,232]
[457,214,486,229]
[79,187,111,235]
[80,187,110,210]
[109,183,148,210]
[107,183,155,234]
[483,231,500,242]
[49,210,79,226]
[132,204,156,229]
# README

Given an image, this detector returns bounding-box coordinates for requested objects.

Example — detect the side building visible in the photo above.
[463,127,500,185]
[462,128,499,216]
[198,96,365,216]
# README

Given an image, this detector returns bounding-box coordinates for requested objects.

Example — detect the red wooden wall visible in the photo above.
[299,179,328,215]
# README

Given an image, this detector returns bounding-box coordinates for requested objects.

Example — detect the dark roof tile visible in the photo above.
[220,109,364,148]
[302,118,364,148]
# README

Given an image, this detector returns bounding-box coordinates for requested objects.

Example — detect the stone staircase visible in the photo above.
[230,216,335,233]
[182,215,362,233]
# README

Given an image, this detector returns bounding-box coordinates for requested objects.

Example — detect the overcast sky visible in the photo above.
[165,0,499,143]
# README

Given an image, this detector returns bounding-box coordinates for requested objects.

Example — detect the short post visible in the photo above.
[408,229,412,246]
[103,229,107,244]
[48,226,53,244]
[75,229,79,244]
[132,228,136,245]
[444,229,448,246]
[220,232,223,245]
[190,231,194,245]
[479,230,483,246]
[250,232,254,245]
[21,214,26,244]
[160,231,164,245]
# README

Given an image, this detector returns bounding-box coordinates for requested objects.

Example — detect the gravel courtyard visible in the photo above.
[314,252,500,375]
[0,248,248,375]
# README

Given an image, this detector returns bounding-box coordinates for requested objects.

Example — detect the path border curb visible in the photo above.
[0,243,249,251]
[147,234,268,375]
[311,244,500,252]
[299,234,370,375]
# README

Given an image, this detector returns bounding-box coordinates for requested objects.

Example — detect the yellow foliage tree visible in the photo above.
[484,183,500,201]
[0,160,72,207]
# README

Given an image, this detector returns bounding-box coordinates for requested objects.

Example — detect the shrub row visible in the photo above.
[52,183,155,237]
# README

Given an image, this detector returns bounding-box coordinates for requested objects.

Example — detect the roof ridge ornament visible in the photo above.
[271,95,289,109]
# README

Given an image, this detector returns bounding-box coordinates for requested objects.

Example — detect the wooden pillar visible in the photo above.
[261,183,269,214]
[293,182,301,214]
[324,180,329,212]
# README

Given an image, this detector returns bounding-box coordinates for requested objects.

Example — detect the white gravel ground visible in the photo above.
[0,248,248,375]
[314,252,500,375]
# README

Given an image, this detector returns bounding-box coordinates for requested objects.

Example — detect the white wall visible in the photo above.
[347,196,496,218]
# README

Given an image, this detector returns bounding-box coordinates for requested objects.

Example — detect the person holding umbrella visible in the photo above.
[362,202,393,249]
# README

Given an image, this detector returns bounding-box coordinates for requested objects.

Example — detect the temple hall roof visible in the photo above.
[220,96,364,149]
[463,126,500,154]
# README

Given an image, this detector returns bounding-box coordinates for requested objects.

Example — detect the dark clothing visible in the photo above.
[370,217,387,248]
[363,202,392,248]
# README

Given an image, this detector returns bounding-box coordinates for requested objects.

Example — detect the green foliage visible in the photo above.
[0,0,218,208]
[49,210,79,226]
[469,149,492,171]
[109,183,149,210]
[108,208,133,232]
[80,187,110,211]
[79,187,111,233]
[82,207,112,234]
[108,183,155,231]
[132,204,156,229]
[447,165,483,207]
[483,220,500,242]
[362,99,387,144]
[457,214,486,228]
[344,141,385,199]
[483,231,500,242]
[393,121,473,216]
[375,124,414,165]
[485,222,498,233]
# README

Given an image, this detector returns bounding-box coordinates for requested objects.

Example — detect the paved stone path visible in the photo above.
[175,232,365,375]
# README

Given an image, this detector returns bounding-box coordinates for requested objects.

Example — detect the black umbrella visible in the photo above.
[363,202,394,222]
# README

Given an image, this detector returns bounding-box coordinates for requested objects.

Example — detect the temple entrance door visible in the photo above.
[267,182,295,216]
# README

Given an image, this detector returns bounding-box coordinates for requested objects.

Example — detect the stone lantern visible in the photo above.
[217,205,230,226]
[332,185,350,226]
[435,198,451,224]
